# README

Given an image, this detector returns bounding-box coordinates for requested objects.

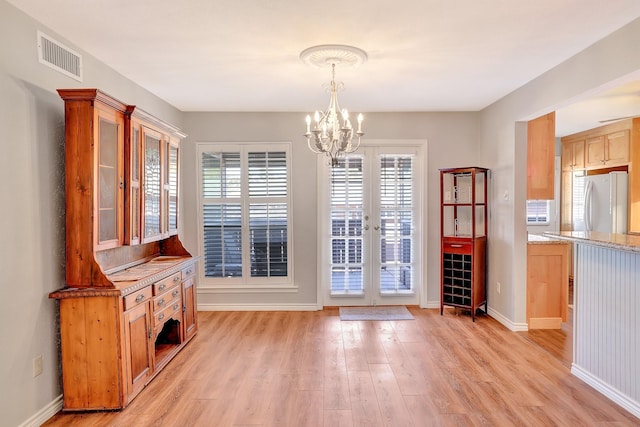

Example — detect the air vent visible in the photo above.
[37,31,83,81]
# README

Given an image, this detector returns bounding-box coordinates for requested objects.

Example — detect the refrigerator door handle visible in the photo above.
[584,180,593,231]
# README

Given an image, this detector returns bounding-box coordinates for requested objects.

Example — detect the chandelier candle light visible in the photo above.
[301,45,367,167]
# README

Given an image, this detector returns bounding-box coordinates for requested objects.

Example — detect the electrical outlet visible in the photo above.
[497,281,501,294]
[33,355,43,378]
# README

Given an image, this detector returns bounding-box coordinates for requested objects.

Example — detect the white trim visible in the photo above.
[197,303,319,311]
[487,306,529,331]
[572,364,640,419]
[197,286,297,294]
[424,300,440,309]
[18,394,62,427]
[196,142,294,286]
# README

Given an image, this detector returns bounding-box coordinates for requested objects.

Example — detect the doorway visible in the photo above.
[319,145,422,307]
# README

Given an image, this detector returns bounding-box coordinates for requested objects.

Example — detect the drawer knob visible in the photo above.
[172,290,179,297]
[135,294,144,302]
[158,313,165,321]
[158,298,165,306]
[173,276,180,282]
[173,303,179,310]
[159,283,166,291]
[186,269,192,275]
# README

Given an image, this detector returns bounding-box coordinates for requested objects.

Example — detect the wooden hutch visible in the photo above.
[440,167,488,321]
[50,89,198,411]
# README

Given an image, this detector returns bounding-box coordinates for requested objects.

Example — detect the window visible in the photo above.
[198,144,291,287]
[526,199,551,225]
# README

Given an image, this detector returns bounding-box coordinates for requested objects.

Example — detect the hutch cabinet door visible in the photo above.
[167,140,180,235]
[141,127,163,243]
[182,276,197,341]
[123,300,153,402]
[125,120,142,245]
[95,106,125,249]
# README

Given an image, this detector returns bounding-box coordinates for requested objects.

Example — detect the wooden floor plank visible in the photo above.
[42,308,639,427]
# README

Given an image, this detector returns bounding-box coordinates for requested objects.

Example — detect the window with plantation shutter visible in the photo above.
[199,144,292,286]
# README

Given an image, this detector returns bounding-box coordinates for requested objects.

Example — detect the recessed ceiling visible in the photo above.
[7,0,640,135]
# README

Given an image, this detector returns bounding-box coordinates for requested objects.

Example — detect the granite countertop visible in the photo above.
[527,233,569,245]
[543,231,640,254]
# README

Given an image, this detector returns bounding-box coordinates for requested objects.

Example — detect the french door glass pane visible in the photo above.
[379,155,414,293]
[330,157,364,294]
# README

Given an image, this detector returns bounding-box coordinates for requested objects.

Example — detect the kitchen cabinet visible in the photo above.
[51,89,198,411]
[561,139,584,171]
[585,130,629,169]
[440,167,488,321]
[527,112,555,200]
[526,236,569,329]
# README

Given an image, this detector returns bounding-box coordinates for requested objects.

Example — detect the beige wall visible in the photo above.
[182,112,480,309]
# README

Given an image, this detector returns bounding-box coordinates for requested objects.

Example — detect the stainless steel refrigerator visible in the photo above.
[572,171,628,233]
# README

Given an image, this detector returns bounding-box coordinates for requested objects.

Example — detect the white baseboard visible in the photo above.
[19,394,62,427]
[197,303,320,311]
[487,306,529,331]
[572,364,640,419]
[423,300,440,309]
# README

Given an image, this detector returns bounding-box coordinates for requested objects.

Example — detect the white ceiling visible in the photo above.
[8,0,640,136]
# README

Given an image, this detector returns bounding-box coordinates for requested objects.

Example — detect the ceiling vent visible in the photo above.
[37,31,83,81]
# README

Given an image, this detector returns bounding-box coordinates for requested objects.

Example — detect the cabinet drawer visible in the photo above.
[153,272,182,295]
[153,298,182,329]
[443,241,472,255]
[154,286,181,312]
[182,264,196,280]
[123,287,152,311]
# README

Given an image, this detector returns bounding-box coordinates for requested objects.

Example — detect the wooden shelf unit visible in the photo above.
[440,167,488,321]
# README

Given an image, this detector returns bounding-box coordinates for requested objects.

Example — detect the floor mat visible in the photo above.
[339,306,414,321]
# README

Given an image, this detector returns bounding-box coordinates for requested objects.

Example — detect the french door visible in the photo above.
[320,145,422,307]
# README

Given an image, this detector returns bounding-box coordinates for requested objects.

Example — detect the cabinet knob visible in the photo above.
[172,290,179,297]
[374,225,380,231]
[158,313,165,321]
[135,294,144,302]
[158,298,165,306]
[173,276,180,282]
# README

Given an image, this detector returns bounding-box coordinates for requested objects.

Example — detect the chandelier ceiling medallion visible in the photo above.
[301,44,367,167]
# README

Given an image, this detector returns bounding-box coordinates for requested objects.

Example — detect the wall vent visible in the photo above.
[37,31,83,81]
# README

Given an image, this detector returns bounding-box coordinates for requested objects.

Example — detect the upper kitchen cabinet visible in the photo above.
[585,129,629,169]
[527,112,556,200]
[561,139,584,171]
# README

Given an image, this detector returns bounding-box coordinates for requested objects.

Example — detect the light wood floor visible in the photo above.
[43,308,639,426]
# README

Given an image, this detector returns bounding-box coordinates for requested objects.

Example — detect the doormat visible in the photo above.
[339,306,414,321]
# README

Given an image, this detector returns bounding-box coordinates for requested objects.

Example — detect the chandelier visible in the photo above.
[301,45,367,167]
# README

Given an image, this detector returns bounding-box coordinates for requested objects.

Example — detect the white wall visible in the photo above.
[182,112,481,309]
[0,2,184,425]
[479,17,640,329]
